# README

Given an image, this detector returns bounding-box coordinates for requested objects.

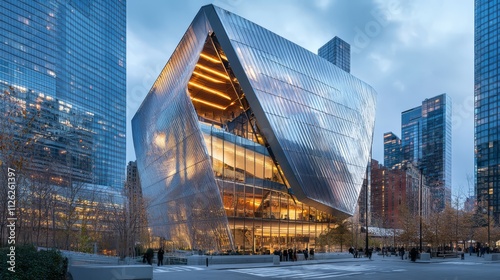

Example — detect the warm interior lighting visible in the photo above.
[195,64,230,80]
[190,97,227,110]
[188,81,231,100]
[200,53,221,63]
[154,133,166,149]
[192,71,224,83]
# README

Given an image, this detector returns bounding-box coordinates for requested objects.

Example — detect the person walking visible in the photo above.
[304,248,309,260]
[410,247,417,262]
[157,247,164,266]
[145,248,154,265]
[309,248,314,260]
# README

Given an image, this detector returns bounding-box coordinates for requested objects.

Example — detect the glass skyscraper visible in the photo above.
[133,5,376,252]
[401,94,452,212]
[383,132,402,169]
[475,0,500,223]
[318,36,351,73]
[0,1,126,189]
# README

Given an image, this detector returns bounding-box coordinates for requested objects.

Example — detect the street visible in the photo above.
[152,255,499,280]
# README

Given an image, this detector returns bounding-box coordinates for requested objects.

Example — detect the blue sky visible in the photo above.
[126,0,474,200]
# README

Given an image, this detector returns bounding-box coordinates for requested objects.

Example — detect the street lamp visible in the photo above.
[419,167,423,253]
[487,189,491,248]
[365,165,369,256]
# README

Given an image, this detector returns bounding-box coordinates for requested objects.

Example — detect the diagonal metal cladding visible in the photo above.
[205,5,377,218]
[132,8,234,251]
[133,4,377,253]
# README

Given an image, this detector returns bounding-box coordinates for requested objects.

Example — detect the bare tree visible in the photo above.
[0,85,39,246]
[397,204,418,247]
[56,181,87,250]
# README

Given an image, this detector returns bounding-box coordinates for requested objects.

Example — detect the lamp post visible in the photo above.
[487,190,490,248]
[365,165,369,256]
[419,167,423,253]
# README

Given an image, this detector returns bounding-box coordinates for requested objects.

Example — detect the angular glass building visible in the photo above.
[0,1,126,189]
[132,5,377,252]
[475,0,500,224]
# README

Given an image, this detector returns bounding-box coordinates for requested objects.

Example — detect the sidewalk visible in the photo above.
[375,252,500,264]
[200,252,500,270]
[202,255,369,270]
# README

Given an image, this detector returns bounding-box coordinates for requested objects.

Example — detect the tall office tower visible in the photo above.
[383,132,402,169]
[124,161,147,256]
[475,0,500,224]
[401,106,422,164]
[401,94,452,212]
[318,36,351,73]
[0,1,126,189]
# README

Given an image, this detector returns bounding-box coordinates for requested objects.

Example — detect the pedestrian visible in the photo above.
[309,248,314,260]
[157,247,164,266]
[410,247,417,262]
[288,248,293,262]
[304,248,309,260]
[400,246,405,260]
[367,247,373,260]
[146,248,154,265]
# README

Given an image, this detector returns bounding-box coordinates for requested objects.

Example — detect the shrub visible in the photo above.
[0,245,67,280]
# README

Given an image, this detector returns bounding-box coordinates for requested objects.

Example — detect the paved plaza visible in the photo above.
[151,253,500,280]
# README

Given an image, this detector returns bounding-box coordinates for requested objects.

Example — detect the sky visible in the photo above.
[126,0,475,199]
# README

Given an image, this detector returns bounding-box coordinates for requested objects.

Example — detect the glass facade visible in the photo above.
[401,94,452,212]
[475,0,500,223]
[132,4,377,252]
[402,106,422,164]
[318,36,351,73]
[0,0,126,189]
[383,132,402,170]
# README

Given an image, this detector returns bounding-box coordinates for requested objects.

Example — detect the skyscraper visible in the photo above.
[0,1,126,189]
[383,132,402,169]
[318,36,351,73]
[401,94,452,212]
[475,0,500,223]
[132,4,376,251]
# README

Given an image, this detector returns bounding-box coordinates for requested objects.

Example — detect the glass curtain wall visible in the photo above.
[202,123,333,253]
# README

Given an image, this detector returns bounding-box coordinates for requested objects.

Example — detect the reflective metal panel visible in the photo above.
[208,6,377,216]
[132,11,234,251]
[133,4,378,252]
